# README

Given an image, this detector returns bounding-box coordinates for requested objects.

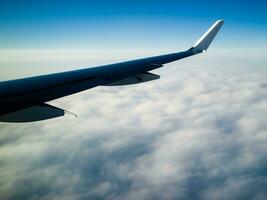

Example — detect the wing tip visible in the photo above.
[192,19,224,53]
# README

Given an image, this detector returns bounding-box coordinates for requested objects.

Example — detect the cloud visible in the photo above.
[0,52,267,200]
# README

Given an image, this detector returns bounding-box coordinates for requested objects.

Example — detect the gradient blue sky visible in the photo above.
[1,0,267,49]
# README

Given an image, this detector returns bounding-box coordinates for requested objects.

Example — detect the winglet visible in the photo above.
[192,20,224,53]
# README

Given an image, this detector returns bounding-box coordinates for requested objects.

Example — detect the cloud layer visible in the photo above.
[0,53,267,200]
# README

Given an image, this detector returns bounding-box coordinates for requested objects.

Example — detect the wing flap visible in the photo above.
[104,72,160,86]
[0,103,74,123]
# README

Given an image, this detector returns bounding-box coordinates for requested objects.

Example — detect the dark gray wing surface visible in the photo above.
[0,20,224,122]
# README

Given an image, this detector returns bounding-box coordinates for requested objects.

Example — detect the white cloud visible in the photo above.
[0,50,267,200]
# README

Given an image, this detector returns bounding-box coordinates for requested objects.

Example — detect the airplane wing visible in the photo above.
[0,20,224,122]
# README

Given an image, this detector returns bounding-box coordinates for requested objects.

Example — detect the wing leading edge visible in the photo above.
[0,20,224,122]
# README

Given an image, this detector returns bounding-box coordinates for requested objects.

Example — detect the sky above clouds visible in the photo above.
[0,0,267,49]
[0,0,267,200]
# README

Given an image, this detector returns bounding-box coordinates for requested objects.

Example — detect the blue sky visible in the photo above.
[0,0,267,49]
